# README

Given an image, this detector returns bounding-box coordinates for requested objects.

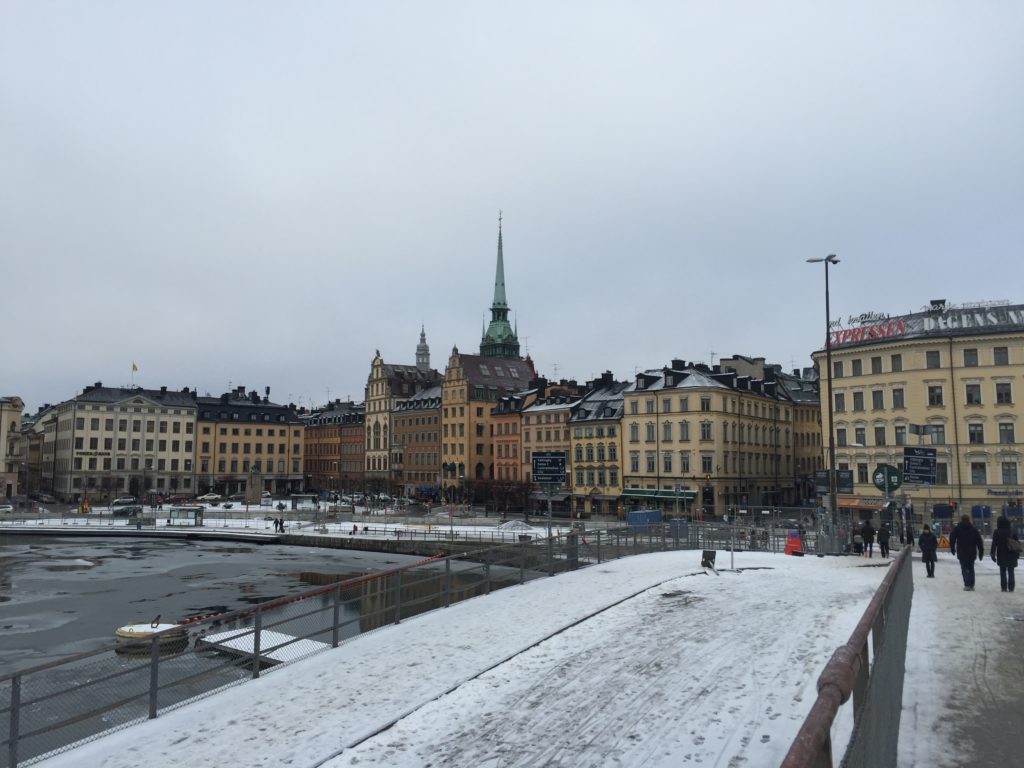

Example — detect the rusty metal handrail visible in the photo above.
[781,545,911,768]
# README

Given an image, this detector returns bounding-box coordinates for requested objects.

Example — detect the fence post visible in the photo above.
[9,673,20,768]
[484,552,491,595]
[444,558,452,608]
[547,534,555,576]
[519,542,526,584]
[596,530,602,563]
[393,571,403,624]
[148,635,160,719]
[332,583,341,648]
[252,606,262,679]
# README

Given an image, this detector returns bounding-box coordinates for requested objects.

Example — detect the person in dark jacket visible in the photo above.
[949,514,985,590]
[877,523,892,558]
[861,520,876,558]
[990,515,1020,593]
[918,527,938,577]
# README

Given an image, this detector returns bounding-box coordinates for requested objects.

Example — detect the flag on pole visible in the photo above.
[132,361,138,372]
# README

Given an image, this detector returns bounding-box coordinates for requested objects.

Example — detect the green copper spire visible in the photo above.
[480,210,521,359]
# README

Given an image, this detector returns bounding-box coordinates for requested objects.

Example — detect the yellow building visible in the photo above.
[1,395,25,499]
[813,300,1024,526]
[196,386,304,497]
[568,373,628,517]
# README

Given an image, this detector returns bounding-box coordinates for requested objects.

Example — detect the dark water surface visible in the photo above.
[0,535,421,676]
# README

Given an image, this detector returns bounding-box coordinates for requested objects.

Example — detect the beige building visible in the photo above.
[620,359,813,518]
[364,332,441,496]
[568,373,629,517]
[813,300,1024,525]
[196,386,304,497]
[51,383,197,503]
[1,395,25,499]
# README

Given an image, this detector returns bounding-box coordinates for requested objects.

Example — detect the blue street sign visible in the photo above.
[532,451,567,484]
[903,446,937,485]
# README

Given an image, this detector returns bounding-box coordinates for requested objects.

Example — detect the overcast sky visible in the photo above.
[3,1,1023,415]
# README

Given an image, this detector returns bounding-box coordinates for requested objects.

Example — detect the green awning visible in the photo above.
[620,488,697,501]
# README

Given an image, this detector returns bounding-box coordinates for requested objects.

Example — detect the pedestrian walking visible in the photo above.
[918,526,938,577]
[990,515,1020,593]
[949,514,985,591]
[878,523,892,558]
[905,522,915,551]
[861,520,876,558]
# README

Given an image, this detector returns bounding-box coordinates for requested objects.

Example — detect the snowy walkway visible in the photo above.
[37,551,887,768]
[900,551,1024,768]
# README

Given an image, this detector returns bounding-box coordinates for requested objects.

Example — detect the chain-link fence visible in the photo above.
[1,521,826,767]
[781,545,913,768]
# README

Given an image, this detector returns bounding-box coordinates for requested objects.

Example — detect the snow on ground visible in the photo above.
[38,551,888,768]
[899,551,1024,768]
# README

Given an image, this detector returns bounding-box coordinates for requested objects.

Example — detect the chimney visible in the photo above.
[160,386,167,394]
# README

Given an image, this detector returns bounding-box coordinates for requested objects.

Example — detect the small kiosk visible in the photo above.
[167,505,205,526]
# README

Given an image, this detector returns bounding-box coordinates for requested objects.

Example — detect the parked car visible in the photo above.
[261,491,272,498]
[31,492,57,504]
[168,495,192,504]
[228,493,246,501]
[113,504,144,517]
[196,493,222,502]
[0,504,14,514]
[111,497,137,507]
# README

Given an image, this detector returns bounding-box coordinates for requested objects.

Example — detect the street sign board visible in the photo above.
[903,446,937,485]
[531,451,567,485]
[814,469,854,494]
[873,464,902,494]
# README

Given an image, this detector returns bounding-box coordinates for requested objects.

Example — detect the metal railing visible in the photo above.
[781,545,913,768]
[1,521,823,767]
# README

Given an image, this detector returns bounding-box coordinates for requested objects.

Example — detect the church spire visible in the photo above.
[480,211,521,360]
[416,325,430,371]
[492,210,507,309]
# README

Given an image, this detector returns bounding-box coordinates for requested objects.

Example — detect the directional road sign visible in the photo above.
[903,446,937,485]
[531,451,567,485]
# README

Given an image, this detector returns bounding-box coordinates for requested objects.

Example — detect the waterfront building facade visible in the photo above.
[302,400,361,494]
[1,395,25,499]
[392,385,441,499]
[196,386,304,497]
[568,373,629,517]
[813,300,1024,524]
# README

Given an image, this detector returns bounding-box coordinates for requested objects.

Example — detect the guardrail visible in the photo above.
[781,545,913,768]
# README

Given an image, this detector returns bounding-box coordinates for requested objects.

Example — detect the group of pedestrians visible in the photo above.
[920,514,1020,591]
[857,520,892,558]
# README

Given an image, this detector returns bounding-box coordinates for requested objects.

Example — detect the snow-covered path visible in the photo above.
[38,551,887,768]
[899,552,1024,768]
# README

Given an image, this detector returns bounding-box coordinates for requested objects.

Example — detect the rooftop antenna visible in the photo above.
[709,350,717,367]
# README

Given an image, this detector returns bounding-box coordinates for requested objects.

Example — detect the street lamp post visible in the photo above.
[807,254,840,551]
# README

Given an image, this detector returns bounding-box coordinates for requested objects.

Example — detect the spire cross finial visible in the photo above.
[498,209,502,226]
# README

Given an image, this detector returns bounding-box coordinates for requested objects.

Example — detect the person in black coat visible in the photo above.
[918,527,938,577]
[861,520,876,558]
[949,514,985,590]
[877,523,892,558]
[990,515,1020,593]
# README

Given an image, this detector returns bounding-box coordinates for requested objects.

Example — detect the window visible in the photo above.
[701,456,713,473]
[680,421,690,441]
[833,361,844,378]
[874,426,886,446]
[994,346,1009,366]
[928,386,943,406]
[700,422,712,441]
[662,422,672,442]
[999,423,1015,444]
[646,453,656,472]
[700,397,711,412]
[891,354,903,372]
[857,463,869,484]
[926,351,940,369]
[662,399,672,413]
[630,401,638,415]
[996,382,1012,404]
[576,470,584,486]
[895,425,907,445]
[679,397,689,412]
[935,463,948,484]
[892,388,905,409]
[855,427,866,445]
[680,453,690,472]
[836,427,847,447]
[971,462,986,485]
[834,393,846,412]
[963,348,978,367]
[871,390,884,410]
[852,392,864,411]
[629,424,639,442]
[575,446,583,462]
[930,425,946,445]
[870,356,882,374]
[851,359,863,377]
[663,453,672,472]
[630,453,639,472]
[645,424,655,442]
[966,384,982,405]
[1002,462,1018,485]
[968,423,984,444]
[646,399,655,414]
[608,445,617,460]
